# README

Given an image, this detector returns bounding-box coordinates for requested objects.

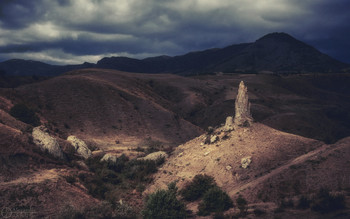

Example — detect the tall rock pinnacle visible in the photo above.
[234,81,253,126]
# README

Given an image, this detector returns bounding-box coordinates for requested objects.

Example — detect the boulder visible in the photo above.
[210,135,218,144]
[241,156,252,169]
[140,151,168,161]
[100,153,117,163]
[76,161,89,170]
[234,81,253,127]
[67,135,92,159]
[32,126,64,159]
[223,116,234,131]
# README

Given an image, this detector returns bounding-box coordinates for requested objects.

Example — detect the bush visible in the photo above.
[10,103,40,126]
[123,159,158,181]
[140,138,164,154]
[142,183,187,219]
[297,195,310,209]
[253,208,266,216]
[236,194,248,215]
[64,175,76,184]
[58,205,84,219]
[84,154,164,200]
[311,188,345,214]
[109,154,129,172]
[197,187,233,216]
[180,174,216,201]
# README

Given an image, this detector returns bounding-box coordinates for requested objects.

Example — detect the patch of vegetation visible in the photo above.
[311,188,345,214]
[180,174,216,201]
[253,208,266,216]
[139,138,164,154]
[64,175,76,184]
[9,103,40,126]
[297,195,310,209]
[58,205,84,219]
[197,186,234,216]
[236,194,248,216]
[64,123,70,129]
[142,182,188,219]
[82,154,164,200]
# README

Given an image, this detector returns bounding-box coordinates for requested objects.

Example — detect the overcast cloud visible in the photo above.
[0,0,349,65]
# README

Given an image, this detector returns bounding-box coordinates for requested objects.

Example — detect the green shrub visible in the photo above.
[10,103,40,126]
[253,208,266,216]
[64,175,76,184]
[236,194,248,215]
[197,187,233,216]
[311,188,345,214]
[109,154,129,172]
[58,205,84,219]
[99,168,121,185]
[297,195,310,209]
[142,183,187,219]
[139,138,164,154]
[123,159,158,181]
[180,174,216,201]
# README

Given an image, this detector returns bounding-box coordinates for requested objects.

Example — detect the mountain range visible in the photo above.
[1,32,349,76]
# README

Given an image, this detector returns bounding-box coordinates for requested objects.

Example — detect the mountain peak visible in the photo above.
[256,32,300,43]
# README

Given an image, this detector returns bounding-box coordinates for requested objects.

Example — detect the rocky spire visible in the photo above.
[234,81,253,126]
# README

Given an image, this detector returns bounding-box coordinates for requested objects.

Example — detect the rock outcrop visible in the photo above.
[210,135,218,144]
[67,136,92,159]
[140,151,168,161]
[32,126,64,159]
[100,153,118,164]
[234,81,253,127]
[241,156,252,169]
[223,116,234,131]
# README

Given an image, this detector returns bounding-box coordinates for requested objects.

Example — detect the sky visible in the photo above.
[0,0,349,65]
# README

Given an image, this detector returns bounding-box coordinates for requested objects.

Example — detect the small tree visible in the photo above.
[236,194,248,215]
[10,103,40,126]
[198,187,233,216]
[180,174,216,201]
[143,183,187,219]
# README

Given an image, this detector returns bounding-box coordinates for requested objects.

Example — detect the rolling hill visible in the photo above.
[0,69,350,218]
[1,33,348,77]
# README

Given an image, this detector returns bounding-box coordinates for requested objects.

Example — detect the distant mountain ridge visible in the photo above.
[0,32,349,76]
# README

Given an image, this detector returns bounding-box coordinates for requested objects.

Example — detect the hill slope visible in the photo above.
[3,69,204,148]
[145,123,350,217]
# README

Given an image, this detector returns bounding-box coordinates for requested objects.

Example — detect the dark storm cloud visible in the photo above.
[0,0,349,65]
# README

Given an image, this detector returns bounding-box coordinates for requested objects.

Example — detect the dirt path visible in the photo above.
[229,143,332,196]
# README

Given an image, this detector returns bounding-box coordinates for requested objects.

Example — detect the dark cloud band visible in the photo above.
[0,0,349,65]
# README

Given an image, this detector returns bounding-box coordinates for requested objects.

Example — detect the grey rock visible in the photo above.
[241,156,252,169]
[140,151,168,161]
[224,116,234,131]
[32,126,64,159]
[100,153,117,163]
[210,135,218,143]
[67,135,92,159]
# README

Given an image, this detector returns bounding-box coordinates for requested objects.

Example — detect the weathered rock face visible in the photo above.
[100,153,117,163]
[140,151,168,161]
[223,116,234,131]
[234,81,253,127]
[32,126,64,159]
[67,136,92,159]
[241,156,252,169]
